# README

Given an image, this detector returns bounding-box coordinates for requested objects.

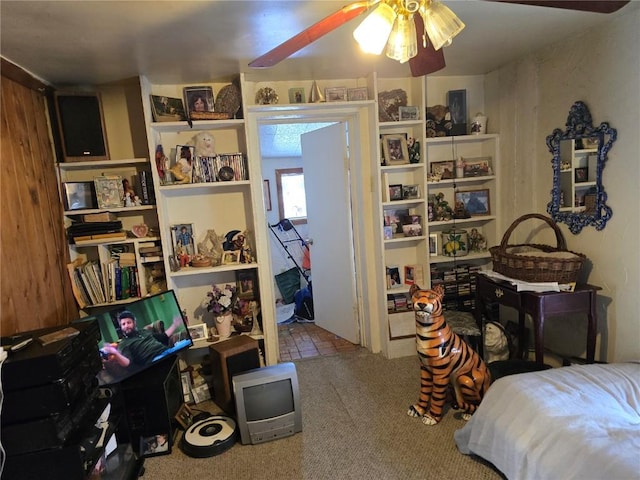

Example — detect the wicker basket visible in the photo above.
[489,213,586,283]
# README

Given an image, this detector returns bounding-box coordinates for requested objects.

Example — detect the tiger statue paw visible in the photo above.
[408,284,492,425]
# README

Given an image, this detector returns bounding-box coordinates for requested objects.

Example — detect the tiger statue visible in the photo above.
[407,284,491,425]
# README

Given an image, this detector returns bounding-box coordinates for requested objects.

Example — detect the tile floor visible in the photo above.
[278,321,360,361]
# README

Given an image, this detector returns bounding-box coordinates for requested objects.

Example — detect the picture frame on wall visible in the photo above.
[382,134,410,165]
[94,175,124,209]
[183,86,215,117]
[455,189,491,216]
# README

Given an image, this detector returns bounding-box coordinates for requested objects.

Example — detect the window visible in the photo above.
[276,168,306,224]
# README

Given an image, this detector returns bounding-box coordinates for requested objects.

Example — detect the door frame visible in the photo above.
[246,104,381,365]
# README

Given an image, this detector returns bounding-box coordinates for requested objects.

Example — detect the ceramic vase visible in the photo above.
[215,312,233,339]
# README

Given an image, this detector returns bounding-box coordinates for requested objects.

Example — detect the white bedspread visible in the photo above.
[454,362,640,480]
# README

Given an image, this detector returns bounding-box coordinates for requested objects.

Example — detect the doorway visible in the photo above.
[248,105,375,364]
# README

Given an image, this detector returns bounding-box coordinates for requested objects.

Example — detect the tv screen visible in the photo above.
[233,362,302,445]
[77,290,192,386]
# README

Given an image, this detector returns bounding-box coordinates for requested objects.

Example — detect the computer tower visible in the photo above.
[208,336,260,414]
[117,356,182,453]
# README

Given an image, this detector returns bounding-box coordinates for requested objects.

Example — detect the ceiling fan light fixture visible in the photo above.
[385,12,418,64]
[353,2,397,55]
[420,0,465,51]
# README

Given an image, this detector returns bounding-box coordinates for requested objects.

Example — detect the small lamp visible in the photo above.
[353,2,397,55]
[386,12,418,63]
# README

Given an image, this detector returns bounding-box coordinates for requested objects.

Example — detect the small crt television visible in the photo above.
[232,362,302,445]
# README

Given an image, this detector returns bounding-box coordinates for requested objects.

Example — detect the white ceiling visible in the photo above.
[1,1,636,87]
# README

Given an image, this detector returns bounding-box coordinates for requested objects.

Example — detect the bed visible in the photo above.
[454,362,640,480]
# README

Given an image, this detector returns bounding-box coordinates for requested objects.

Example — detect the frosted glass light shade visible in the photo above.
[353,2,396,55]
[421,0,465,50]
[385,13,418,64]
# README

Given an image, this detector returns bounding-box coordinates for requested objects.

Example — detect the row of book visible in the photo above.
[193,153,248,183]
[67,255,141,308]
[387,293,410,312]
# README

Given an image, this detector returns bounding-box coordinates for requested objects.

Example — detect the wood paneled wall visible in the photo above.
[1,60,78,336]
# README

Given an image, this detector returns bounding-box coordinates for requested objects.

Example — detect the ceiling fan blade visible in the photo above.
[487,1,629,14]
[409,14,446,77]
[249,1,371,68]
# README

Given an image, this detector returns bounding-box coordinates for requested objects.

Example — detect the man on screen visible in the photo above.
[101,310,185,368]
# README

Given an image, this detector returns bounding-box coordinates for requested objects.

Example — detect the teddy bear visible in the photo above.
[426,105,452,137]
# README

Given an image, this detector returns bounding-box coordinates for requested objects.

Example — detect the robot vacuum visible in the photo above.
[180,415,237,458]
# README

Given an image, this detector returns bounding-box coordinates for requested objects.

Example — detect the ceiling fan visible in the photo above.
[249,0,629,77]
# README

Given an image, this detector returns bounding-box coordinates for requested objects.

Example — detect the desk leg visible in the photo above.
[532,314,544,366]
[518,311,527,360]
[586,291,597,363]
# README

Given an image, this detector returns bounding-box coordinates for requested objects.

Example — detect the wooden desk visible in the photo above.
[474,274,600,365]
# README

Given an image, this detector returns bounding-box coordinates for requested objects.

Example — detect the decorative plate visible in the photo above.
[255,87,278,105]
[215,84,241,116]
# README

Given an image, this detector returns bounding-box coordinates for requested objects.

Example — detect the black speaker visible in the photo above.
[117,356,182,452]
[54,91,109,162]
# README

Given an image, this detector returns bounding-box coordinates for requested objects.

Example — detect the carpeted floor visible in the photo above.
[142,350,503,480]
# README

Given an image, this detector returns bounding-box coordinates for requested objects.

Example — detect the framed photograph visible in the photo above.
[402,184,420,200]
[187,323,208,341]
[237,269,257,299]
[462,156,492,177]
[288,87,305,104]
[183,86,215,116]
[173,145,195,183]
[63,181,97,210]
[94,175,124,209]
[383,225,394,240]
[446,89,467,126]
[455,189,491,216]
[175,403,194,430]
[430,160,455,179]
[222,250,241,264]
[389,184,403,201]
[404,264,424,286]
[399,106,419,121]
[325,87,347,102]
[149,95,186,122]
[347,87,368,101]
[263,179,272,211]
[429,233,439,256]
[382,134,410,165]
[170,223,196,262]
[386,266,402,289]
[575,167,589,183]
[383,208,409,234]
[468,227,488,253]
[140,433,171,457]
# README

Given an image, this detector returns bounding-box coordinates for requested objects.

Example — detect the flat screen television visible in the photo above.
[232,362,302,445]
[76,290,192,386]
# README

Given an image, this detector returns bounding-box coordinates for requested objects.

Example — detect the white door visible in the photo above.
[301,123,360,344]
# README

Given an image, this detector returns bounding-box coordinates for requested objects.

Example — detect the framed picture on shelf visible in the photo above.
[63,181,97,210]
[402,184,420,200]
[398,106,419,121]
[183,86,215,117]
[149,95,186,122]
[446,89,467,131]
[187,323,208,341]
[455,189,491,216]
[237,269,257,299]
[430,161,455,179]
[429,233,439,256]
[94,175,124,209]
[383,226,394,240]
[575,167,589,183]
[389,184,403,201]
[222,250,241,264]
[383,208,409,234]
[325,87,347,102]
[462,156,492,177]
[347,87,368,101]
[175,403,194,430]
[173,145,195,183]
[382,134,410,165]
[140,433,171,458]
[170,223,196,261]
[386,266,402,289]
[288,87,305,104]
[404,264,424,286]
[468,227,488,253]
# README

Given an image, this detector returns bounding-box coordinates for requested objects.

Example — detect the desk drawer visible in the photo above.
[477,279,521,309]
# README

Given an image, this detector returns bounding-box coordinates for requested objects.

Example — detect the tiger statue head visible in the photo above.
[409,284,444,318]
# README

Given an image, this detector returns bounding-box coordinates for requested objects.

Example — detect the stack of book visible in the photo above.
[193,153,248,183]
[67,212,125,244]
